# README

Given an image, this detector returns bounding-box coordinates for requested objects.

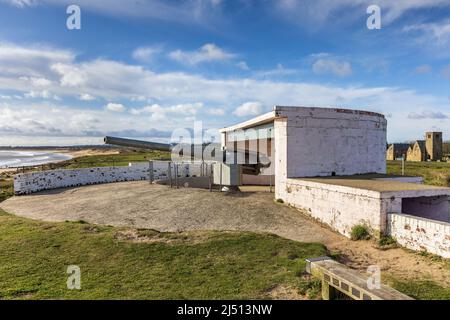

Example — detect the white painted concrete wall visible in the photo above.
[279,178,384,237]
[275,107,387,180]
[276,177,450,238]
[388,213,450,258]
[14,161,206,195]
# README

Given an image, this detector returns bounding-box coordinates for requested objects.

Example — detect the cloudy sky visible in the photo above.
[0,0,450,146]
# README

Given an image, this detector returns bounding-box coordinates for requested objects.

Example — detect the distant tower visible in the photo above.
[425,132,443,161]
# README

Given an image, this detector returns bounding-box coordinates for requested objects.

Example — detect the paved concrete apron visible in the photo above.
[0,181,334,244]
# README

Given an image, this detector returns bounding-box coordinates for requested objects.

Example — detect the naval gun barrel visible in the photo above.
[104,136,172,152]
[104,136,271,175]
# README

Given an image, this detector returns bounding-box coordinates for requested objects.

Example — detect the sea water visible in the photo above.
[0,150,72,168]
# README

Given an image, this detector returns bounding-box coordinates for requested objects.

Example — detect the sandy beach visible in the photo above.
[0,148,119,174]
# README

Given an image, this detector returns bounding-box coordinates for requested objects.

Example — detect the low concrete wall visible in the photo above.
[278,178,384,237]
[388,213,450,258]
[14,161,207,195]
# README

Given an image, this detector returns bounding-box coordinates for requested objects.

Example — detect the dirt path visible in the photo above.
[1,181,449,287]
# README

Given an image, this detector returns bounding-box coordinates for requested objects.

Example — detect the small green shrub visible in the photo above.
[378,235,396,247]
[350,224,370,241]
[276,199,284,204]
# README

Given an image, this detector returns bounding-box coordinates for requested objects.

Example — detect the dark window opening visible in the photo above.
[402,196,450,223]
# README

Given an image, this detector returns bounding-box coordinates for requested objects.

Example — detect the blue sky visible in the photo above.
[0,0,450,146]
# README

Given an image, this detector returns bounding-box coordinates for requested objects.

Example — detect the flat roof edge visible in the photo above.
[274,106,385,118]
[220,110,276,132]
[220,106,386,133]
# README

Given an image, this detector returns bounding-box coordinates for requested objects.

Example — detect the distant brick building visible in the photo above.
[425,132,443,161]
[407,140,426,161]
[406,132,443,162]
[386,143,410,160]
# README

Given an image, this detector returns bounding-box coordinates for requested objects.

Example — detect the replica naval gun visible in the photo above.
[104,136,271,176]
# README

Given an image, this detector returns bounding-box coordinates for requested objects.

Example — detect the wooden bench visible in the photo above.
[306,257,413,300]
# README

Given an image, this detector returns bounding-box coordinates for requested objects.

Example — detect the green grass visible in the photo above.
[0,179,13,203]
[0,209,448,300]
[389,279,450,300]
[58,149,170,169]
[387,160,450,187]
[0,209,327,300]
[378,235,397,247]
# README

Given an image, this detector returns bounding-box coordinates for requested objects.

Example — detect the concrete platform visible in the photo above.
[298,174,447,192]
[280,174,450,238]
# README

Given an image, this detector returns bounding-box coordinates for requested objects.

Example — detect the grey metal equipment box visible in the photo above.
[212,163,242,186]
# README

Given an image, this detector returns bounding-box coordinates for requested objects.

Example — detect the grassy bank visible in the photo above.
[0,209,448,300]
[58,149,170,169]
[388,278,450,300]
[0,179,13,203]
[387,160,450,187]
[0,209,327,300]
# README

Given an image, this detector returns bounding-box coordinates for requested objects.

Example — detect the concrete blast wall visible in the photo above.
[388,213,450,258]
[14,161,205,195]
[279,179,384,237]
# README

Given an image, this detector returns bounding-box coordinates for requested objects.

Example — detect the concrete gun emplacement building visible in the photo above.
[219,106,450,257]
[105,106,450,257]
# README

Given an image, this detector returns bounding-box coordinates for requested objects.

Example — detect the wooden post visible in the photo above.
[402,155,405,176]
[321,278,338,300]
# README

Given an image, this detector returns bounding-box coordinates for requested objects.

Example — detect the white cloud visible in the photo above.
[19,76,52,87]
[206,108,225,116]
[0,103,174,142]
[0,43,74,79]
[274,0,450,26]
[1,0,224,26]
[130,102,203,120]
[79,93,95,101]
[253,63,298,78]
[233,102,263,117]
[105,102,125,112]
[404,19,450,46]
[132,46,161,62]
[0,42,449,143]
[2,0,38,7]
[312,59,352,77]
[169,43,235,65]
[237,61,250,71]
[24,90,59,100]
[407,110,448,119]
[51,63,86,87]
